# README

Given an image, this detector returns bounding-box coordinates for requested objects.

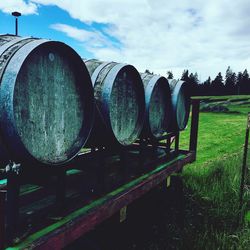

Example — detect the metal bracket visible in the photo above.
[120,206,127,223]
[166,176,171,188]
[5,161,21,175]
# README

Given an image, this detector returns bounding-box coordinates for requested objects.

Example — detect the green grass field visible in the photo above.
[68,95,250,250]
[178,95,250,249]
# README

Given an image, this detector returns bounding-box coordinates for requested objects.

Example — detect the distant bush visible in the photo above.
[200,103,229,113]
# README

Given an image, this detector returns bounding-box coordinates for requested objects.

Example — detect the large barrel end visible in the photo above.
[108,64,145,146]
[0,38,94,166]
[169,79,191,131]
[149,76,172,137]
[141,73,172,140]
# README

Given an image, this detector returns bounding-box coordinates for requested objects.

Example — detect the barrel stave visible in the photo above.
[85,59,145,146]
[169,79,191,131]
[140,73,172,140]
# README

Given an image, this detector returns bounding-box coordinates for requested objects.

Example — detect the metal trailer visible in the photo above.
[0,100,200,250]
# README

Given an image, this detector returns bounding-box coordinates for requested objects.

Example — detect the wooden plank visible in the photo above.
[7,152,194,250]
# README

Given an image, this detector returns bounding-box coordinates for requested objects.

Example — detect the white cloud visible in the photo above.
[50,23,114,48]
[0,0,37,15]
[1,0,250,80]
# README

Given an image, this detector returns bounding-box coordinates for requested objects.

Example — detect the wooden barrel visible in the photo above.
[85,59,145,146]
[0,35,94,166]
[168,79,191,131]
[140,73,172,140]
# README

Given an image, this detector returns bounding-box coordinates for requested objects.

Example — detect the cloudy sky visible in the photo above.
[0,0,250,81]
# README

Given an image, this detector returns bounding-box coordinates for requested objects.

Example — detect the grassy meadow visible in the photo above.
[178,95,250,249]
[67,95,250,250]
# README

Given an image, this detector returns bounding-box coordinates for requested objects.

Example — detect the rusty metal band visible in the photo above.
[90,61,117,128]
[91,61,115,86]
[0,37,35,82]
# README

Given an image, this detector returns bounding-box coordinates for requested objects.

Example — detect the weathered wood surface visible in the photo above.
[140,73,172,140]
[0,35,94,166]
[85,59,145,146]
[168,79,191,131]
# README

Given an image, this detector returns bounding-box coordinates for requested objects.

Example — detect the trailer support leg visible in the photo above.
[138,138,147,174]
[166,136,171,156]
[6,170,20,243]
[0,190,6,250]
[189,99,200,160]
[56,170,66,210]
[96,148,105,195]
[175,133,180,154]
[120,149,129,183]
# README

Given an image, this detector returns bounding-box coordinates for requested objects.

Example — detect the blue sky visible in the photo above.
[1,0,250,81]
[0,5,118,59]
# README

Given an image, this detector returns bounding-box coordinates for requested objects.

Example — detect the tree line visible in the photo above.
[166,67,250,96]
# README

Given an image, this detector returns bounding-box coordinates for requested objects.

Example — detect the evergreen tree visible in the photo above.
[241,69,250,94]
[166,71,173,79]
[194,72,199,83]
[225,66,236,95]
[211,72,224,95]
[145,69,153,74]
[204,76,211,86]
[236,71,243,95]
[202,76,211,96]
[188,72,199,96]
[236,69,250,94]
[181,69,189,82]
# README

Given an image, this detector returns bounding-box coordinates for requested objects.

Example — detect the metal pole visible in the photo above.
[15,17,18,36]
[239,113,250,225]
[11,12,21,36]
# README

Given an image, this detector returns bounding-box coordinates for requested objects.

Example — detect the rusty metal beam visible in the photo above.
[10,152,195,249]
[189,99,200,159]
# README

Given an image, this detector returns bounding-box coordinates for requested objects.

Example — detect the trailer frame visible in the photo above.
[0,99,200,250]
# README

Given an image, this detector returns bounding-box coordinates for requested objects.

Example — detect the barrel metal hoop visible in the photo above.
[91,62,114,86]
[171,80,183,112]
[142,75,159,139]
[172,80,190,131]
[146,75,162,99]
[169,79,178,92]
[101,63,130,137]
[90,62,118,128]
[144,75,171,138]
[172,80,184,98]
[0,39,49,164]
[0,37,27,56]
[84,58,95,63]
[140,72,150,81]
[0,37,36,83]
[102,63,145,145]
[144,75,161,122]
[102,63,128,104]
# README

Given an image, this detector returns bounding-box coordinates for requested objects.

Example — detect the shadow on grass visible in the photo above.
[65,153,250,250]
